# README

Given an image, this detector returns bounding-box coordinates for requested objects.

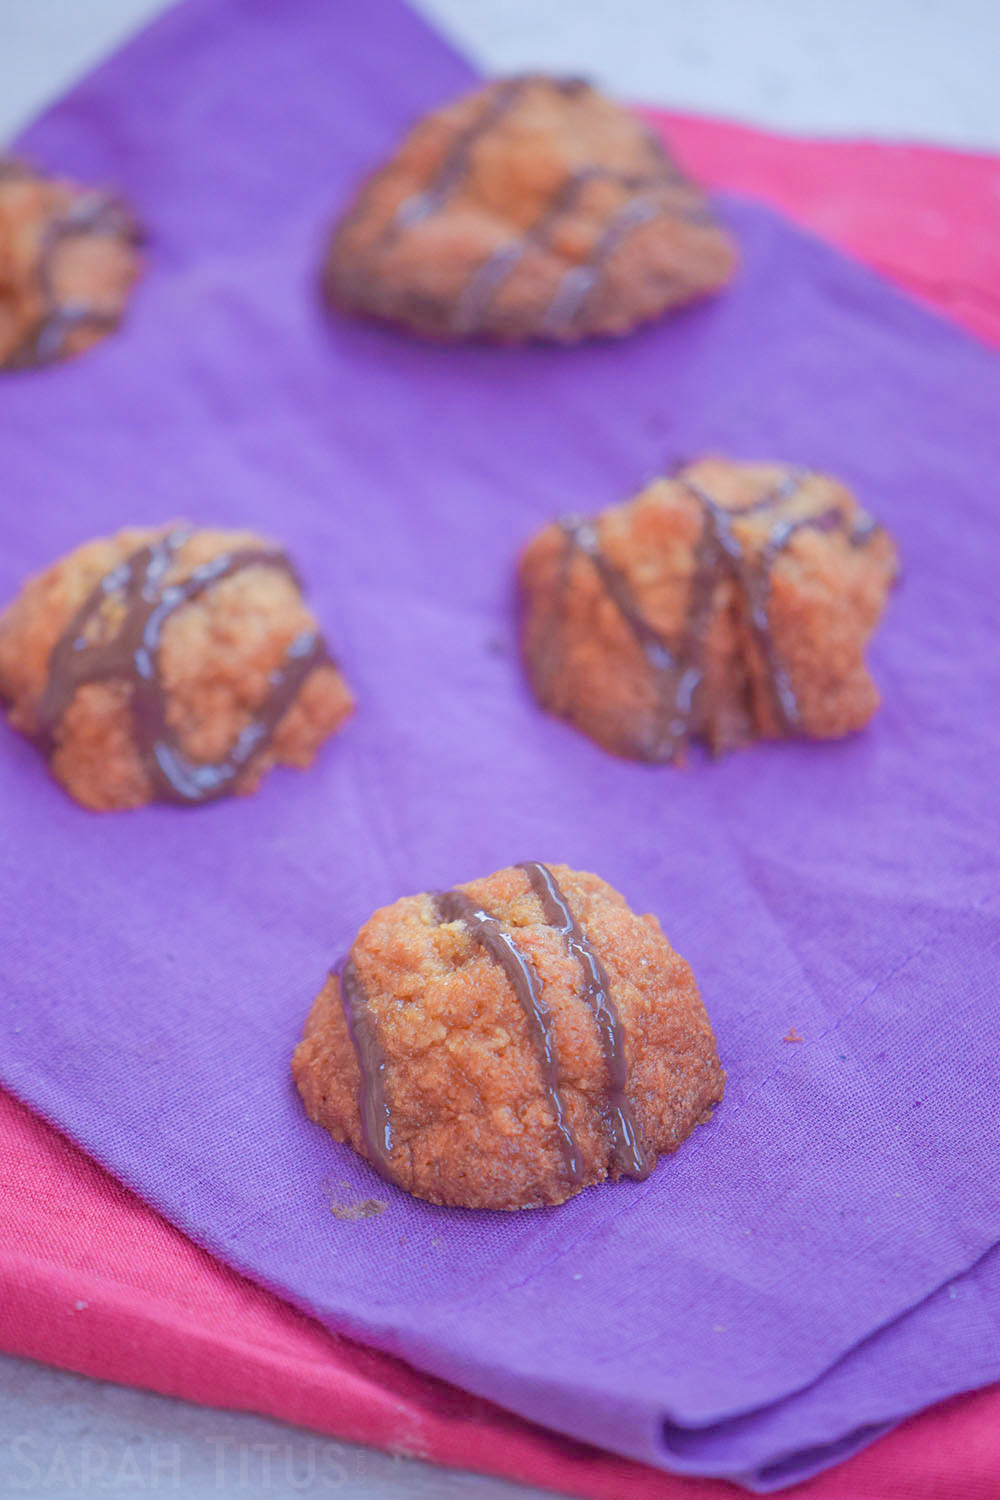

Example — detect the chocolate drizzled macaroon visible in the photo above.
[519,458,899,763]
[0,156,140,369]
[0,525,353,811]
[293,863,724,1210]
[323,75,736,344]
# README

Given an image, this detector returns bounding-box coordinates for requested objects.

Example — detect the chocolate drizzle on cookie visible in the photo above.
[552,467,883,760]
[455,150,709,336]
[31,191,138,365]
[0,164,140,369]
[36,528,332,805]
[539,196,665,336]
[347,77,530,315]
[338,958,398,1185]
[433,885,584,1186]
[518,862,650,1179]
[392,75,529,234]
[353,75,723,339]
[456,90,715,336]
[338,869,651,1192]
[453,162,616,334]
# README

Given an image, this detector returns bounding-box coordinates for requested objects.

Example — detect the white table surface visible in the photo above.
[1,2,998,1496]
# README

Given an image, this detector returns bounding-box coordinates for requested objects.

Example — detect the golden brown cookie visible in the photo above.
[519,458,899,762]
[0,156,140,369]
[293,862,724,1210]
[0,525,354,810]
[323,75,736,344]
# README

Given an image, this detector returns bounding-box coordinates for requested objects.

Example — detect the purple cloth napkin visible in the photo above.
[2,0,999,1487]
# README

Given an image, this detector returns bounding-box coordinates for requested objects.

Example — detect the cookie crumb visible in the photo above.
[328,1197,386,1220]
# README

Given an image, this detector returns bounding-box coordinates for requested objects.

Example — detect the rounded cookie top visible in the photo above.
[0,525,354,811]
[323,75,736,344]
[0,156,140,370]
[292,862,725,1210]
[519,457,899,762]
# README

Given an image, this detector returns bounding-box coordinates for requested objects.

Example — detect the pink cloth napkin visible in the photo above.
[650,107,1000,346]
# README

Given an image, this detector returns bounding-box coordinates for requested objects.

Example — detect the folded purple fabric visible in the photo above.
[672,1244,1000,1489]
[2,0,999,1487]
